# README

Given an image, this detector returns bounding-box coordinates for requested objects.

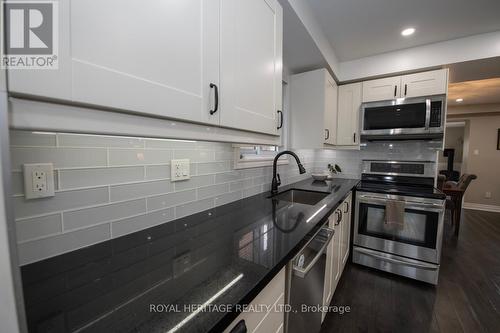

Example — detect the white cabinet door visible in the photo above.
[224,268,285,333]
[341,193,352,268]
[328,209,342,299]
[324,75,338,145]
[323,214,335,309]
[332,209,342,285]
[337,83,362,145]
[322,212,339,322]
[401,69,448,98]
[8,0,72,100]
[362,76,401,103]
[219,0,282,135]
[8,0,220,126]
[71,0,220,125]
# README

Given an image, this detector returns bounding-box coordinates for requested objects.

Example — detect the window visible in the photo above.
[233,145,288,169]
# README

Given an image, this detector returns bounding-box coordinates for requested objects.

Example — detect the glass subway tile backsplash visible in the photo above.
[10,131,438,265]
[9,131,315,265]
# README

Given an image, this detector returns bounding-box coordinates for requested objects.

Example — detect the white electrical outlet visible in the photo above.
[23,163,55,199]
[171,159,190,181]
[485,191,492,199]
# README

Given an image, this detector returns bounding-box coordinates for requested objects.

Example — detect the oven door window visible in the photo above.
[358,203,438,248]
[363,102,426,130]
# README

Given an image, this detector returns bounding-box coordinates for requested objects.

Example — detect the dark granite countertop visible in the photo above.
[20,178,359,333]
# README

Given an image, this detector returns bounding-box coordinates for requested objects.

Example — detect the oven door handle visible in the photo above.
[358,195,444,212]
[355,247,439,271]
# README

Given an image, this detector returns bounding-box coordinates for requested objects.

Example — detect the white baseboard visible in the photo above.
[463,202,500,213]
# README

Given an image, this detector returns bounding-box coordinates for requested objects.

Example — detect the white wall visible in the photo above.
[461,115,500,207]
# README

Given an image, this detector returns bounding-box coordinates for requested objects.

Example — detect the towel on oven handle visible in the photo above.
[384,199,405,228]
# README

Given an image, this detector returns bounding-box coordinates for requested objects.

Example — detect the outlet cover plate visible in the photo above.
[23,163,55,199]
[171,159,190,181]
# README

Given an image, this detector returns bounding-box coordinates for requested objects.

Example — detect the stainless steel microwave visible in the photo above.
[360,95,445,140]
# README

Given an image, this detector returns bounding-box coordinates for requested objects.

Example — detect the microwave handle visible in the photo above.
[394,85,397,98]
[425,98,431,129]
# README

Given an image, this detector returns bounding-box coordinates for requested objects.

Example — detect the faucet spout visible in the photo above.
[270,150,306,195]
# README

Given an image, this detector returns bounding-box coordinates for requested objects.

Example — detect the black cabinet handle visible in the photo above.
[344,201,349,214]
[209,83,218,115]
[353,132,356,143]
[394,85,397,97]
[277,110,283,129]
[325,129,330,140]
[404,84,407,96]
[335,209,342,225]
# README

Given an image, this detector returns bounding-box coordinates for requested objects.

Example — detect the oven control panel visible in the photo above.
[362,160,436,178]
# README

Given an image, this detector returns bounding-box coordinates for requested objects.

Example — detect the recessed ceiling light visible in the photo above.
[456,98,463,102]
[401,28,415,36]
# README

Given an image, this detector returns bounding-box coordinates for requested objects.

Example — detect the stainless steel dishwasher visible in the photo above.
[287,222,334,333]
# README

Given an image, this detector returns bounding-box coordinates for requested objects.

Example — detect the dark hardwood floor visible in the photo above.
[321,209,500,333]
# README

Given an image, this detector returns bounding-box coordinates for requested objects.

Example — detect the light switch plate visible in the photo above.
[171,159,190,181]
[23,163,55,199]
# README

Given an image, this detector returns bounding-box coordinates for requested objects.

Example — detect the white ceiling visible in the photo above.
[448,78,500,106]
[447,57,500,83]
[308,0,500,61]
[280,0,329,76]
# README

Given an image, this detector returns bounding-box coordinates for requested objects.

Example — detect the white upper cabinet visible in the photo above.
[362,69,448,103]
[8,0,283,135]
[8,0,72,101]
[71,0,220,125]
[219,0,283,135]
[362,76,401,103]
[337,83,362,146]
[289,68,337,149]
[401,69,448,98]
[10,0,220,125]
[324,76,338,145]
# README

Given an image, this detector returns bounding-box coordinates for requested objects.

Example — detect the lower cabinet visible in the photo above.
[322,192,352,322]
[340,192,352,268]
[224,268,285,333]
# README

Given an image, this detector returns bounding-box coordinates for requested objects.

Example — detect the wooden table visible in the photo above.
[442,185,465,237]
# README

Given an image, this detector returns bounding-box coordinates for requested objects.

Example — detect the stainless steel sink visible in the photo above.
[271,189,329,206]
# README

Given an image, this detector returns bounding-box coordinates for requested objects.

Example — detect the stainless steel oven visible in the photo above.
[354,192,444,263]
[360,96,445,140]
[353,160,445,284]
